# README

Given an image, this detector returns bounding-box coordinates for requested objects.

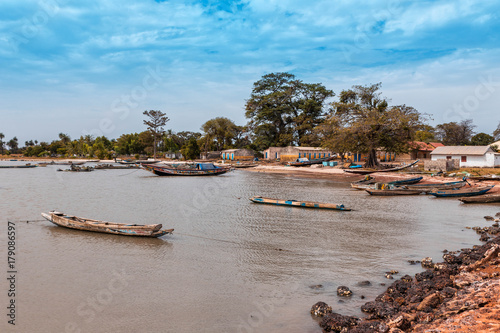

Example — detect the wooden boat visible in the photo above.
[351,176,423,190]
[404,180,467,191]
[468,175,500,181]
[428,186,494,198]
[343,160,419,175]
[459,194,500,204]
[249,196,351,211]
[287,156,333,167]
[117,159,160,165]
[0,164,38,168]
[46,161,86,165]
[143,163,230,176]
[41,211,173,237]
[365,188,424,196]
[94,164,140,169]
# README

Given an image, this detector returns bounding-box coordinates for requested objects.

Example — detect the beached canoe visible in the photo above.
[142,163,230,176]
[0,164,38,168]
[459,194,500,204]
[428,186,494,198]
[351,176,423,190]
[249,196,351,211]
[365,188,424,196]
[41,211,173,237]
[403,180,467,191]
[343,160,419,175]
[468,175,500,181]
[287,156,334,167]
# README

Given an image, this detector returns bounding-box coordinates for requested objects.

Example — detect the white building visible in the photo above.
[430,146,500,168]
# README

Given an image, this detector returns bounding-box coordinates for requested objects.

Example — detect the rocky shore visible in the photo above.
[311,214,500,332]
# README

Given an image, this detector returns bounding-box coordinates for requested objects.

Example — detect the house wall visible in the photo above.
[424,159,459,171]
[221,149,255,160]
[263,147,332,162]
[263,147,285,160]
[431,154,492,167]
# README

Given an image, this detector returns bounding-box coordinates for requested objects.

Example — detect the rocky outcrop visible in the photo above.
[311,220,500,332]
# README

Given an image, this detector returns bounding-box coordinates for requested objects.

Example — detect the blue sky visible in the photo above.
[1,0,499,145]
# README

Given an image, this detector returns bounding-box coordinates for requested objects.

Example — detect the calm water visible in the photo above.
[1,162,498,333]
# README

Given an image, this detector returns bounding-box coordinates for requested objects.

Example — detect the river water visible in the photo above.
[0,162,498,333]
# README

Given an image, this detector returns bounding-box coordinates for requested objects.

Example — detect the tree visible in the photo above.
[143,110,169,159]
[435,119,475,145]
[414,125,435,142]
[245,72,334,150]
[317,83,427,168]
[7,137,19,154]
[470,133,494,146]
[181,136,200,160]
[0,133,4,155]
[58,133,71,145]
[115,133,146,156]
[201,117,238,151]
[494,122,500,141]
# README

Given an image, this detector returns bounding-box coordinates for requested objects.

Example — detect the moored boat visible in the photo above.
[404,180,467,191]
[365,188,424,196]
[0,164,38,168]
[428,186,494,198]
[41,211,173,237]
[249,196,351,211]
[351,176,423,190]
[287,156,333,167]
[468,175,500,181]
[343,160,419,175]
[142,163,230,176]
[459,194,500,204]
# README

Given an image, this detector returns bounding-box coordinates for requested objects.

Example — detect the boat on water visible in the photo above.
[287,156,333,167]
[404,180,467,191]
[117,159,160,165]
[41,211,173,237]
[0,164,38,168]
[249,196,351,211]
[94,164,140,170]
[142,163,231,176]
[343,160,419,175]
[365,188,424,196]
[459,194,500,204]
[428,185,494,198]
[351,176,423,190]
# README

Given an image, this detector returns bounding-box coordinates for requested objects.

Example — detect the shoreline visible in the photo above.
[311,216,500,332]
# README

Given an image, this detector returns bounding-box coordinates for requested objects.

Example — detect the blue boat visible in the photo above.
[428,185,494,198]
[249,196,351,211]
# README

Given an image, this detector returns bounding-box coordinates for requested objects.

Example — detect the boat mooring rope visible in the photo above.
[175,232,289,252]
[7,219,47,223]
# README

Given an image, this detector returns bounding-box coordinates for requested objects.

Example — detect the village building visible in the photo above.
[397,142,444,161]
[262,146,333,162]
[200,151,221,160]
[430,146,500,168]
[220,149,255,161]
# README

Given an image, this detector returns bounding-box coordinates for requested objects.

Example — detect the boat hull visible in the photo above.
[365,189,423,196]
[428,186,494,198]
[41,212,173,237]
[343,160,419,174]
[144,164,230,176]
[249,196,351,211]
[459,194,500,203]
[404,181,467,191]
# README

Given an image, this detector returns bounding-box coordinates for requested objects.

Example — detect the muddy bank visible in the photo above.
[311,214,500,332]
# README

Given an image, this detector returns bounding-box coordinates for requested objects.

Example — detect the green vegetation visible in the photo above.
[2,73,498,163]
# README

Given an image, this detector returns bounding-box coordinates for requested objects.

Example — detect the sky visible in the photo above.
[1,0,499,145]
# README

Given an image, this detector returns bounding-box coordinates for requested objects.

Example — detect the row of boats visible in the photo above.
[351,175,500,202]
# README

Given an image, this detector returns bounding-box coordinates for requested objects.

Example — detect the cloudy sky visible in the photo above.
[1,0,499,144]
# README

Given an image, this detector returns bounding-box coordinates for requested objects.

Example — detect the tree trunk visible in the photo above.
[364,148,379,169]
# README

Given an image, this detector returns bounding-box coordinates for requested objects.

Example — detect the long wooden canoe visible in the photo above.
[287,156,334,167]
[351,176,423,190]
[249,196,351,211]
[403,180,467,191]
[41,211,173,237]
[459,194,500,204]
[0,164,38,168]
[142,163,230,176]
[343,160,419,175]
[428,186,494,198]
[365,188,424,196]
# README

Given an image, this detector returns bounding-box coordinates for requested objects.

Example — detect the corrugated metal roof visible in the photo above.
[430,146,493,155]
[296,147,329,151]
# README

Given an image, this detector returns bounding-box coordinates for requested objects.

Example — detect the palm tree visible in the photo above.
[0,133,4,155]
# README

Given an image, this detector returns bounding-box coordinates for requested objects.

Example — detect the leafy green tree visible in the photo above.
[181,136,200,160]
[470,133,494,146]
[7,137,19,154]
[245,72,334,150]
[201,117,238,151]
[143,110,169,159]
[414,125,435,142]
[435,119,475,145]
[115,133,146,155]
[317,83,426,168]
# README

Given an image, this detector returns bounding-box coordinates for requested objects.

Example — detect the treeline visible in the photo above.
[1,72,499,161]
